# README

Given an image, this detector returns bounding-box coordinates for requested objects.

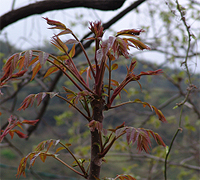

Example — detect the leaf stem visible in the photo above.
[56,94,90,121]
[107,58,112,105]
[59,141,87,177]
[109,101,136,109]
[54,156,86,178]
[72,32,96,78]
[83,96,91,118]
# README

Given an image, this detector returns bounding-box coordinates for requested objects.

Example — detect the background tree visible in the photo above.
[0,0,200,179]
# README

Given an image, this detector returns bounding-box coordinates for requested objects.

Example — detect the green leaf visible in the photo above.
[111,63,118,70]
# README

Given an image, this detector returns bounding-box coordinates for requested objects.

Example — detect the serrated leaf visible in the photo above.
[24,50,33,67]
[39,52,49,66]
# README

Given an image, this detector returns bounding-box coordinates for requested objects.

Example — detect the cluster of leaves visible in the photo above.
[0,18,167,179]
[89,121,165,156]
[0,115,38,143]
[16,138,139,179]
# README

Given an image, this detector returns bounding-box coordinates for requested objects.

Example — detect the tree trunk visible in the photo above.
[88,97,105,179]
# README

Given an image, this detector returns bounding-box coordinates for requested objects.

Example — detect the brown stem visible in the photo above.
[56,94,90,121]
[54,156,86,178]
[88,97,105,179]
[59,141,87,176]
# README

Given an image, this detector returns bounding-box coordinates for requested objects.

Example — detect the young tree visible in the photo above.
[0,18,166,179]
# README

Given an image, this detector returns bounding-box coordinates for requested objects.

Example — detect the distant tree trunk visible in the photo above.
[89,97,105,179]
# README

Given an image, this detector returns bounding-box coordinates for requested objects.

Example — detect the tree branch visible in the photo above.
[0,0,126,30]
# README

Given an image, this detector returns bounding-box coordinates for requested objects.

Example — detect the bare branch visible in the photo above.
[0,0,127,30]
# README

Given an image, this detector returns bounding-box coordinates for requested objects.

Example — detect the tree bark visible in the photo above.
[0,0,126,30]
[89,97,105,179]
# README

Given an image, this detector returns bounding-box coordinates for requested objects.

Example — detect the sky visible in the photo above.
[0,0,199,73]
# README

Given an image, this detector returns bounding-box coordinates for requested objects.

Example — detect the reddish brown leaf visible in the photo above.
[44,66,59,78]
[8,130,15,139]
[31,61,41,81]
[139,69,163,76]
[115,127,126,138]
[133,99,153,111]
[18,94,35,111]
[55,147,66,154]
[12,130,28,139]
[148,130,166,147]
[84,37,96,41]
[57,29,72,36]
[65,39,78,44]
[89,21,104,37]
[107,51,116,61]
[111,79,120,87]
[51,36,68,53]
[112,37,129,58]
[10,69,28,79]
[152,106,167,123]
[21,119,39,125]
[18,55,25,71]
[117,29,145,37]
[36,92,46,106]
[127,38,150,50]
[115,174,137,180]
[43,17,67,30]
[88,120,103,132]
[16,157,27,178]
[39,153,47,162]
[28,56,39,67]
[1,53,20,82]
